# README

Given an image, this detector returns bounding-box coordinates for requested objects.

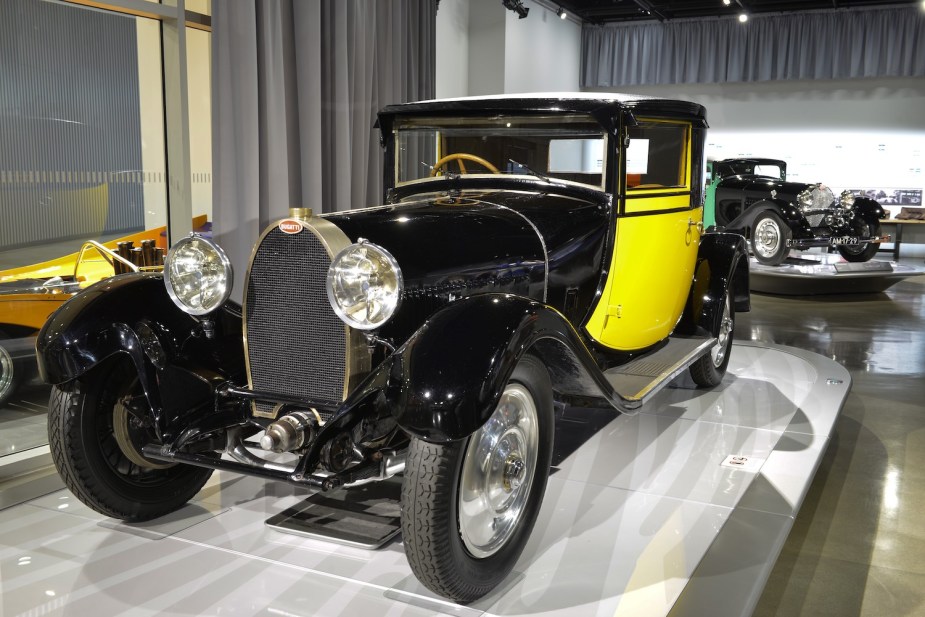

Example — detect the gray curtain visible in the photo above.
[212,0,435,296]
[582,7,925,88]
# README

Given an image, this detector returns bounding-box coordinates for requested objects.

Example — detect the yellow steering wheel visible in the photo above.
[430,153,500,177]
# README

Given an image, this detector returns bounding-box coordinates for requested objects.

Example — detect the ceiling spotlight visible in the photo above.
[723,0,731,4]
[739,12,748,22]
[557,7,567,19]
[501,0,529,18]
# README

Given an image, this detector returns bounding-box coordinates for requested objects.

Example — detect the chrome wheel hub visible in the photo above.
[0,345,13,400]
[711,294,733,368]
[754,218,781,258]
[458,383,538,558]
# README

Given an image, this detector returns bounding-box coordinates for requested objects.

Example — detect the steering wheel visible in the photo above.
[430,153,500,176]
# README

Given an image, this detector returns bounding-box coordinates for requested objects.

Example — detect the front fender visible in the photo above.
[36,273,245,438]
[363,294,622,442]
[731,199,808,237]
[853,197,886,221]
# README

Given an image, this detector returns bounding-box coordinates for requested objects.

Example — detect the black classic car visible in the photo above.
[38,94,749,603]
[705,158,887,265]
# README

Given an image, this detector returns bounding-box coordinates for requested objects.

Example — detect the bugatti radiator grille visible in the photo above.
[806,213,825,227]
[245,226,348,417]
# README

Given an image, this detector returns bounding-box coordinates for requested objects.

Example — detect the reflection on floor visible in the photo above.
[0,380,50,457]
[746,258,925,617]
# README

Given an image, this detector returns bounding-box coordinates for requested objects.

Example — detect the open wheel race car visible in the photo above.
[705,157,887,266]
[38,94,749,603]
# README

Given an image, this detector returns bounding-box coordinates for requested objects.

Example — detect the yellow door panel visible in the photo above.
[586,203,702,351]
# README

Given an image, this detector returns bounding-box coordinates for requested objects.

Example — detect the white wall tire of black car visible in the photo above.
[690,286,735,387]
[837,218,881,263]
[400,354,554,603]
[750,209,792,266]
[47,357,212,521]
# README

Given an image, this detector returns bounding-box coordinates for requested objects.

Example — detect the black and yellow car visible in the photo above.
[37,94,749,603]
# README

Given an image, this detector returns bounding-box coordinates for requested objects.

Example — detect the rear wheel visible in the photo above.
[690,289,734,387]
[401,355,553,603]
[47,357,212,521]
[750,211,791,266]
[837,218,881,262]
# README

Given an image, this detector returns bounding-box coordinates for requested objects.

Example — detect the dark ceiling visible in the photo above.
[555,0,921,23]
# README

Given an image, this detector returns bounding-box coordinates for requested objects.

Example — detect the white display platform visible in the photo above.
[0,342,849,617]
[749,253,925,295]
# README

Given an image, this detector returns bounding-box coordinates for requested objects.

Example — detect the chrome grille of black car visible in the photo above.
[245,226,346,416]
[806,213,825,227]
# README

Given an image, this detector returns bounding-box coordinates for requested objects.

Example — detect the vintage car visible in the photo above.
[37,94,749,603]
[705,157,887,265]
[0,221,195,406]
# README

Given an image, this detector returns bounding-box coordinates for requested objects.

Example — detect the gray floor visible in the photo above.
[746,257,925,617]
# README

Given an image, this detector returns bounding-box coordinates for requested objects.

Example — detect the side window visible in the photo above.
[625,122,690,190]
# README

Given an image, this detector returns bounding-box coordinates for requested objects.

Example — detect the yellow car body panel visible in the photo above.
[585,200,702,351]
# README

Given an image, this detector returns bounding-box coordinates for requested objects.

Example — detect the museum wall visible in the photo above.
[438,0,581,97]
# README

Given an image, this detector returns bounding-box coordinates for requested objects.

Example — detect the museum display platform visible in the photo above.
[750,253,925,295]
[0,342,849,617]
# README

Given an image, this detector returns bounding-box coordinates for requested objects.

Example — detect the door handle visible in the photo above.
[688,218,704,233]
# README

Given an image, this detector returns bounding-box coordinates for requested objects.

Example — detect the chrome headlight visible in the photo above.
[326,240,403,330]
[164,234,233,315]
[796,184,835,212]
[838,190,856,209]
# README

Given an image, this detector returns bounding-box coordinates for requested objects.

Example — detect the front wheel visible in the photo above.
[837,218,881,262]
[690,288,735,387]
[48,357,213,521]
[750,211,792,266]
[400,355,554,603]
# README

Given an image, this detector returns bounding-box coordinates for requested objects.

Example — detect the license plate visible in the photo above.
[831,236,859,245]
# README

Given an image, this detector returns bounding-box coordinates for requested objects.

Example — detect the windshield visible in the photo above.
[392,114,607,190]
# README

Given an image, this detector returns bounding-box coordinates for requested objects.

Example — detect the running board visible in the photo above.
[603,336,716,406]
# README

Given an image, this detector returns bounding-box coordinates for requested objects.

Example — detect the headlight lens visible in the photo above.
[839,190,856,209]
[797,184,835,212]
[164,234,233,315]
[327,240,403,330]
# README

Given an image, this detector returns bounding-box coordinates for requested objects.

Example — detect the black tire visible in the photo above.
[750,210,792,266]
[401,354,554,603]
[837,218,881,262]
[0,340,22,408]
[690,288,735,387]
[47,357,212,521]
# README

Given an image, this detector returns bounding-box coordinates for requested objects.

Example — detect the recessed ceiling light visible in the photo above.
[739,12,748,22]
[723,0,732,5]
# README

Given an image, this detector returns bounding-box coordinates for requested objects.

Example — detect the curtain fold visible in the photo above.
[582,7,925,88]
[212,0,435,298]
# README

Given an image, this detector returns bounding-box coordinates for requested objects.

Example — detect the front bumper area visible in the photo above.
[140,382,404,492]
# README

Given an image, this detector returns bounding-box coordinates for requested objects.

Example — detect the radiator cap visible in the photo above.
[289,207,313,220]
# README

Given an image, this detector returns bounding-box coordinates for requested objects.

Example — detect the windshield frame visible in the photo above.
[389,113,611,192]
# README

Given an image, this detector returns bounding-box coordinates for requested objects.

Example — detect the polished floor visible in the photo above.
[746,257,925,617]
[1,255,924,616]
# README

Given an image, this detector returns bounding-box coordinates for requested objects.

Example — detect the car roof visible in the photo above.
[377,92,708,132]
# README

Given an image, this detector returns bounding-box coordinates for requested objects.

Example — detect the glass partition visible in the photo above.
[0,0,194,459]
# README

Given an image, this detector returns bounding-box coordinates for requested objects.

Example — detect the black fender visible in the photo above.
[727,199,811,239]
[853,197,886,222]
[331,293,627,444]
[36,273,245,439]
[679,232,749,338]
